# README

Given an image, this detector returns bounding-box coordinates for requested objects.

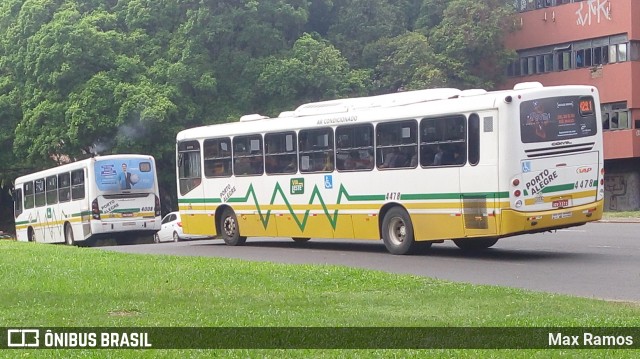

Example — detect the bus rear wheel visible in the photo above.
[64,223,75,246]
[27,227,35,242]
[220,208,246,246]
[381,207,416,255]
[453,237,498,251]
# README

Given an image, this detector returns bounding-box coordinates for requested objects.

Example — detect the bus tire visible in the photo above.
[220,208,246,246]
[28,227,35,242]
[153,233,160,243]
[172,231,180,242]
[453,237,498,251]
[292,237,310,243]
[381,207,416,255]
[64,223,75,246]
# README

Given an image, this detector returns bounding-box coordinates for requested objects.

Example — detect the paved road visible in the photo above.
[99,222,640,302]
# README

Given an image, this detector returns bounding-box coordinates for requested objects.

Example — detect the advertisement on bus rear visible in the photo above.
[520,96,597,143]
[94,159,155,192]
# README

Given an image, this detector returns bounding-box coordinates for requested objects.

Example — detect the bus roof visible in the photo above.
[177,83,597,141]
[14,154,155,184]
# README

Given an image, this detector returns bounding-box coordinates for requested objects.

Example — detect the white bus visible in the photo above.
[13,154,162,245]
[176,82,604,254]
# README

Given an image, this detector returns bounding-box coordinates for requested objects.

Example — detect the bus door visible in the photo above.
[178,140,211,236]
[459,112,498,237]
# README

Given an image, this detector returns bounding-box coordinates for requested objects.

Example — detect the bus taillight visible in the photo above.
[91,199,101,220]
[512,178,520,186]
[154,195,161,217]
[514,190,521,197]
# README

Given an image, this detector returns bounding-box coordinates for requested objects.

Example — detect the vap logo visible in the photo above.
[7,329,40,347]
[324,175,333,189]
[577,166,592,174]
[522,161,532,173]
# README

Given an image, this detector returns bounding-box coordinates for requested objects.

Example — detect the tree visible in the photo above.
[426,0,516,88]
[363,32,447,94]
[256,33,370,113]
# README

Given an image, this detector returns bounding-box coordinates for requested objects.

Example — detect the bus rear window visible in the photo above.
[520,96,598,143]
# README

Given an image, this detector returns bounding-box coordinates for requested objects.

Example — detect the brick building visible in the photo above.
[502,0,640,210]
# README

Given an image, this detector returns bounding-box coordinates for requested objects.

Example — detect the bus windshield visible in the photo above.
[93,158,155,192]
[520,96,597,143]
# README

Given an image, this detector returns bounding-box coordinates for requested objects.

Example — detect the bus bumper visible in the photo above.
[499,200,603,236]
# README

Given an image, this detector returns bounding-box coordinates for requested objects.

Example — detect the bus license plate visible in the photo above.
[552,199,569,208]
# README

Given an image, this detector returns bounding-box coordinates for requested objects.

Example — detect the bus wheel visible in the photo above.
[220,208,247,246]
[381,207,416,255]
[153,233,160,243]
[292,237,310,243]
[64,223,75,246]
[27,227,35,242]
[453,238,498,251]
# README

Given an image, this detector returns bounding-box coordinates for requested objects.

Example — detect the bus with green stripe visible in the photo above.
[176,82,604,255]
[13,154,162,245]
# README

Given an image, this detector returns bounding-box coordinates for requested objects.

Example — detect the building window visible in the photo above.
[602,102,630,130]
[593,46,609,65]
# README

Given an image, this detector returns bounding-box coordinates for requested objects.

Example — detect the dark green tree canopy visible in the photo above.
[0,0,515,228]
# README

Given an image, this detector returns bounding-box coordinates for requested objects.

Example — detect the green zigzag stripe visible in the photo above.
[225,183,382,230]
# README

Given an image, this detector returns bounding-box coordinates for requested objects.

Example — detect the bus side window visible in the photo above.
[24,181,35,209]
[265,132,297,175]
[46,175,58,205]
[34,179,46,207]
[336,124,374,171]
[299,128,334,173]
[468,114,480,166]
[14,188,23,217]
[376,120,417,169]
[233,135,263,176]
[204,138,232,177]
[420,115,467,167]
[58,172,71,202]
[71,169,85,200]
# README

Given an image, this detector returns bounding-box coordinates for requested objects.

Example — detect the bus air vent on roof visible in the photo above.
[278,111,296,118]
[513,82,543,90]
[458,89,487,97]
[239,114,269,122]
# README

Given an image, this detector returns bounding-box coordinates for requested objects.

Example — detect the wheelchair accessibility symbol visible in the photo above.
[522,161,532,173]
[324,175,333,189]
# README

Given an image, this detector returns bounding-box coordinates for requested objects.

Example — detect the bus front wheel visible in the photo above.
[381,207,416,255]
[453,237,498,251]
[64,223,75,246]
[220,208,247,246]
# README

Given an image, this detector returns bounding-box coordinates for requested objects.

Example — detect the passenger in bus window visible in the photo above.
[379,148,399,168]
[281,156,296,173]
[433,145,444,165]
[234,157,251,175]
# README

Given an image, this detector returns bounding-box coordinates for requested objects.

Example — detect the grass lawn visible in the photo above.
[601,211,640,220]
[0,241,638,358]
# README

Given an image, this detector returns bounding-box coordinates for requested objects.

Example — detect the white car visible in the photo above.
[154,212,210,243]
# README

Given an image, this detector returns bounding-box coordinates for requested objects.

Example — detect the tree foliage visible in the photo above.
[0,0,515,229]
